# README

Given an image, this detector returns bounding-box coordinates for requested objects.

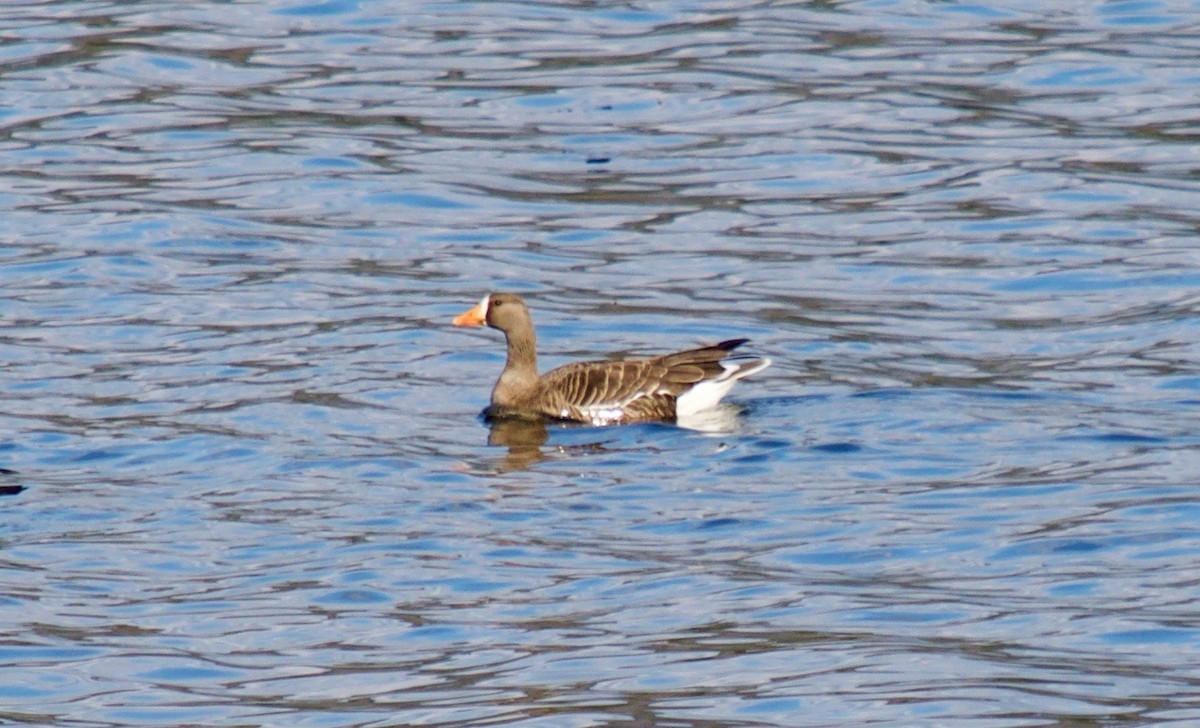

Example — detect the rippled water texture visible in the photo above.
[3,1,1200,725]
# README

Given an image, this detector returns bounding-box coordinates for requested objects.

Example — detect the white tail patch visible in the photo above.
[675,357,771,418]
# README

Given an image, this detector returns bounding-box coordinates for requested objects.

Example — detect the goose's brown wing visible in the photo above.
[536,339,747,423]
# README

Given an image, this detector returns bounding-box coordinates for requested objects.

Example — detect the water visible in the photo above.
[3,0,1200,725]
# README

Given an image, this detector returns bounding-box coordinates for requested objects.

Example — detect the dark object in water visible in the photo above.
[0,468,24,496]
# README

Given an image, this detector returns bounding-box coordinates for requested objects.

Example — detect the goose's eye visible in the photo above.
[493,300,503,307]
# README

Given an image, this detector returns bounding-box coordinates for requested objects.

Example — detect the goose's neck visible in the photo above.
[504,327,538,374]
[493,326,539,407]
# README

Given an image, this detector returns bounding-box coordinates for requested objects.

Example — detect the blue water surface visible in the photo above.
[1,0,1200,726]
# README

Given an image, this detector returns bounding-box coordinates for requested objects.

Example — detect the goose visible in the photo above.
[452,293,770,425]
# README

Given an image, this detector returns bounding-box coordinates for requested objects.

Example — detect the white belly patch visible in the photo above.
[582,407,626,426]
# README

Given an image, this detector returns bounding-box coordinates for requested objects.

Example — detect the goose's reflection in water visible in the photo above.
[483,403,746,472]
[674,403,744,434]
[485,416,551,471]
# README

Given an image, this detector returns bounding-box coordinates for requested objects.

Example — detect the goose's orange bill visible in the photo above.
[452,301,487,327]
